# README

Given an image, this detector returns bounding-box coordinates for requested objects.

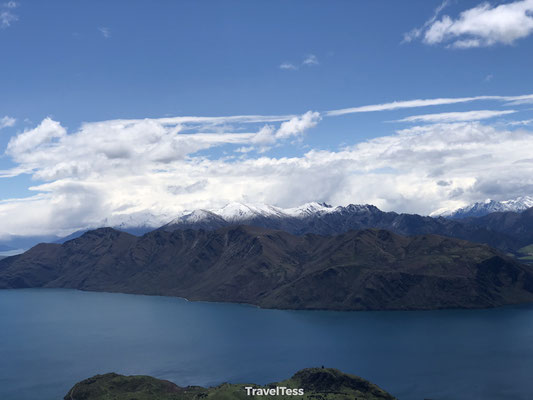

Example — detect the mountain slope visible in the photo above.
[2,226,533,311]
[159,203,520,255]
[64,368,396,400]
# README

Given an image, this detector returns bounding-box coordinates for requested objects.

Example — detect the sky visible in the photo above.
[1,0,533,238]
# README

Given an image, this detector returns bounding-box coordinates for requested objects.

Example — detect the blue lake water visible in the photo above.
[1,289,533,400]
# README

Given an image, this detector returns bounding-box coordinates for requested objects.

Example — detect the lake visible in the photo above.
[1,289,533,400]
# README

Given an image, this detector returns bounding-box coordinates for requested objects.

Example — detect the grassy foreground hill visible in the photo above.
[2,225,533,310]
[64,368,396,400]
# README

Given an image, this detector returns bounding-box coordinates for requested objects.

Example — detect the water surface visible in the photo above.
[1,289,532,400]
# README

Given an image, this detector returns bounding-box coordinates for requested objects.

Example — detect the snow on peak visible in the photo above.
[181,209,221,223]
[163,201,338,226]
[285,202,334,217]
[213,202,286,221]
[433,195,533,218]
[502,196,533,209]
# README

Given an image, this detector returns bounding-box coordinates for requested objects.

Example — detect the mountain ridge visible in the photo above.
[2,225,533,311]
[3,201,533,258]
[158,202,527,256]
[433,196,533,219]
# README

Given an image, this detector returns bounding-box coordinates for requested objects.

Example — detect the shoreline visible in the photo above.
[3,286,533,313]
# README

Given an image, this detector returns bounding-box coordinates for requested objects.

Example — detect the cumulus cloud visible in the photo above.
[407,0,533,48]
[3,117,283,181]
[246,112,321,151]
[7,118,66,157]
[0,111,321,237]
[2,92,533,237]
[396,109,516,123]
[276,111,321,139]
[0,116,16,129]
[1,110,533,238]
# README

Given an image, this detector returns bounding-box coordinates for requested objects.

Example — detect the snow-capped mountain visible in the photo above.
[213,203,288,222]
[212,202,337,220]
[160,202,336,231]
[434,196,533,219]
[157,201,533,255]
[5,200,533,257]
[285,202,336,217]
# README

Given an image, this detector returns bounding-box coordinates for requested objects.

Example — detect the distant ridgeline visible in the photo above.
[2,200,533,311]
[64,367,397,400]
[156,202,533,259]
[3,200,533,259]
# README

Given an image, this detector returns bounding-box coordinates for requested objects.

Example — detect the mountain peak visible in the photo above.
[433,196,533,219]
[214,202,285,221]
[285,202,335,217]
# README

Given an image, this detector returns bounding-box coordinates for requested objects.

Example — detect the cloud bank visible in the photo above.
[1,94,532,238]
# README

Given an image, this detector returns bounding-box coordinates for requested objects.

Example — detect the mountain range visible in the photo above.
[2,225,533,311]
[157,202,533,258]
[2,198,532,256]
[432,196,533,219]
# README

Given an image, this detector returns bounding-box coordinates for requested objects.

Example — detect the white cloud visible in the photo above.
[507,119,533,126]
[1,111,533,238]
[6,118,66,157]
[279,62,298,70]
[505,97,533,106]
[3,92,533,237]
[403,0,450,43]
[0,112,320,237]
[1,111,317,181]
[98,27,110,38]
[410,0,533,48]
[246,112,320,151]
[0,116,16,129]
[396,109,516,123]
[302,54,319,66]
[276,111,321,139]
[326,94,533,116]
[280,54,319,70]
[0,9,17,28]
[1,0,17,28]
[250,125,276,146]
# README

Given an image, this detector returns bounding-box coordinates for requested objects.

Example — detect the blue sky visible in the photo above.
[1,0,533,237]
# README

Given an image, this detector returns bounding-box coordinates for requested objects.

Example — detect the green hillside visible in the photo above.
[64,368,396,400]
